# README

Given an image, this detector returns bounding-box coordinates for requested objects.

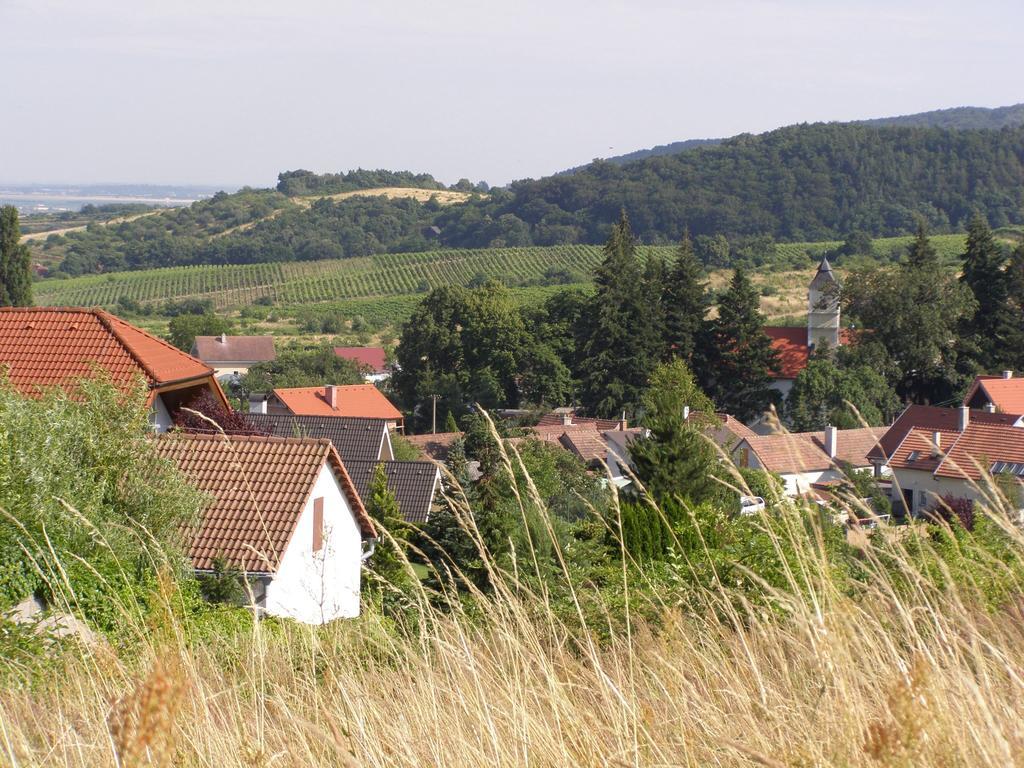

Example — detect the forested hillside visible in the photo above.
[33,122,1024,276]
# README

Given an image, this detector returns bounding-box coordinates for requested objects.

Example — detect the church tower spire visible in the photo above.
[807,256,840,349]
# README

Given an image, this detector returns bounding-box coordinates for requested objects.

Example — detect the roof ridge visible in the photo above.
[163,431,334,447]
[98,309,213,383]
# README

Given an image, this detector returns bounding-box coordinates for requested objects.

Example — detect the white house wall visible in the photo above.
[890,468,976,513]
[151,395,173,433]
[264,464,363,623]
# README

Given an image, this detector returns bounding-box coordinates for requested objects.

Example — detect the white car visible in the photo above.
[739,496,766,516]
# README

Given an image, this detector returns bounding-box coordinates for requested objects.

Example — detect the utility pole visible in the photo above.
[430,394,441,434]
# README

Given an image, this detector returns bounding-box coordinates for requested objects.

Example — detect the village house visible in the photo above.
[868,404,1024,515]
[962,371,1024,415]
[404,431,463,462]
[244,413,394,463]
[0,307,228,431]
[528,410,642,487]
[763,257,852,399]
[334,346,390,383]
[250,383,404,431]
[155,432,376,624]
[345,460,443,524]
[731,425,887,497]
[191,334,276,380]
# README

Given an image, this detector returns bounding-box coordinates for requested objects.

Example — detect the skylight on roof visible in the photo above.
[907,451,920,462]
[991,461,1024,476]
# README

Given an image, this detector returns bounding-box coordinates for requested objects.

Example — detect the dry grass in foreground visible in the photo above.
[4,467,1024,767]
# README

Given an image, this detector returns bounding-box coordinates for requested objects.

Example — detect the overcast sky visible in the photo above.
[2,0,1021,188]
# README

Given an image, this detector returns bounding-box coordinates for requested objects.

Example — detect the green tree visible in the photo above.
[578,212,661,418]
[959,212,1011,370]
[1007,240,1024,370]
[785,344,900,431]
[629,361,723,506]
[844,228,977,403]
[167,313,233,351]
[661,229,708,362]
[240,345,363,392]
[443,410,459,432]
[364,463,413,595]
[0,206,32,307]
[697,268,780,422]
[905,218,939,269]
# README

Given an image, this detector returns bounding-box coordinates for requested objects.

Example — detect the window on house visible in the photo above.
[312,497,324,552]
[907,451,920,463]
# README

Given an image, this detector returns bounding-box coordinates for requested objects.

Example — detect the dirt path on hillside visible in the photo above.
[20,209,166,242]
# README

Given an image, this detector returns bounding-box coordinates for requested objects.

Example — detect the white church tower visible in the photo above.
[807,256,840,349]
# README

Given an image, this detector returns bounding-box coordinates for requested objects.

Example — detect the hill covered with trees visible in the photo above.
[33,121,1024,276]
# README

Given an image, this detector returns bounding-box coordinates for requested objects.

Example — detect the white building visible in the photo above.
[155,432,376,624]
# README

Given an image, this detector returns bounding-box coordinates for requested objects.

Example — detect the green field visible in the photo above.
[33,234,971,313]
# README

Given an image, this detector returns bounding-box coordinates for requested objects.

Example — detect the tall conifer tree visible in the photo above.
[578,212,661,418]
[905,219,939,270]
[697,267,780,422]
[661,229,708,363]
[959,212,1010,370]
[0,206,32,307]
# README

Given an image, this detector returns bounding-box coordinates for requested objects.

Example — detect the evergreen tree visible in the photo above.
[364,463,412,596]
[905,218,939,269]
[629,361,722,505]
[443,410,459,432]
[661,229,708,362]
[0,206,32,307]
[696,268,780,422]
[578,212,661,418]
[959,212,1010,370]
[1006,240,1024,371]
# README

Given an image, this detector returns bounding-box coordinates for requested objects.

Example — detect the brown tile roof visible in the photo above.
[536,412,623,431]
[867,404,1020,464]
[345,460,441,524]
[272,384,403,420]
[0,307,213,395]
[963,375,1024,414]
[934,423,1024,481]
[404,431,462,461]
[244,413,389,464]
[192,335,276,364]
[741,427,884,474]
[333,347,387,374]
[154,432,373,573]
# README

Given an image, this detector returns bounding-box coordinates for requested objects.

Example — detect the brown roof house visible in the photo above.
[732,425,887,497]
[191,334,276,379]
[871,405,1024,516]
[0,307,229,431]
[155,432,376,624]
[252,384,404,431]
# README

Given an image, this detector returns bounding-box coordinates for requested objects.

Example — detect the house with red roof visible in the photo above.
[870,404,1024,515]
[155,432,376,623]
[732,425,887,497]
[962,371,1024,415]
[763,258,847,398]
[334,347,390,382]
[251,383,404,431]
[0,307,228,431]
[191,334,276,379]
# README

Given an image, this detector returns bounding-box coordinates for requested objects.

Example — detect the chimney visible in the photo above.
[958,405,970,432]
[619,410,628,431]
[931,431,942,456]
[219,332,227,344]
[824,425,838,459]
[248,395,267,415]
[561,411,573,426]
[326,385,339,409]
[1003,370,1013,379]
[985,402,997,413]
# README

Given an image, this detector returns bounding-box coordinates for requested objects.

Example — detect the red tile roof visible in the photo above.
[886,422,1024,482]
[762,327,855,380]
[867,404,1020,464]
[741,427,884,474]
[155,432,373,573]
[0,307,213,395]
[193,335,276,364]
[334,347,388,374]
[963,375,1024,415]
[272,384,403,420]
[535,412,623,431]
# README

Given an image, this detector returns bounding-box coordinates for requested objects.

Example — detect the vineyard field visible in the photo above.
[33,235,970,312]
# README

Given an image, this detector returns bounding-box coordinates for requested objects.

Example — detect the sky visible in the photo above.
[2,0,1022,189]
